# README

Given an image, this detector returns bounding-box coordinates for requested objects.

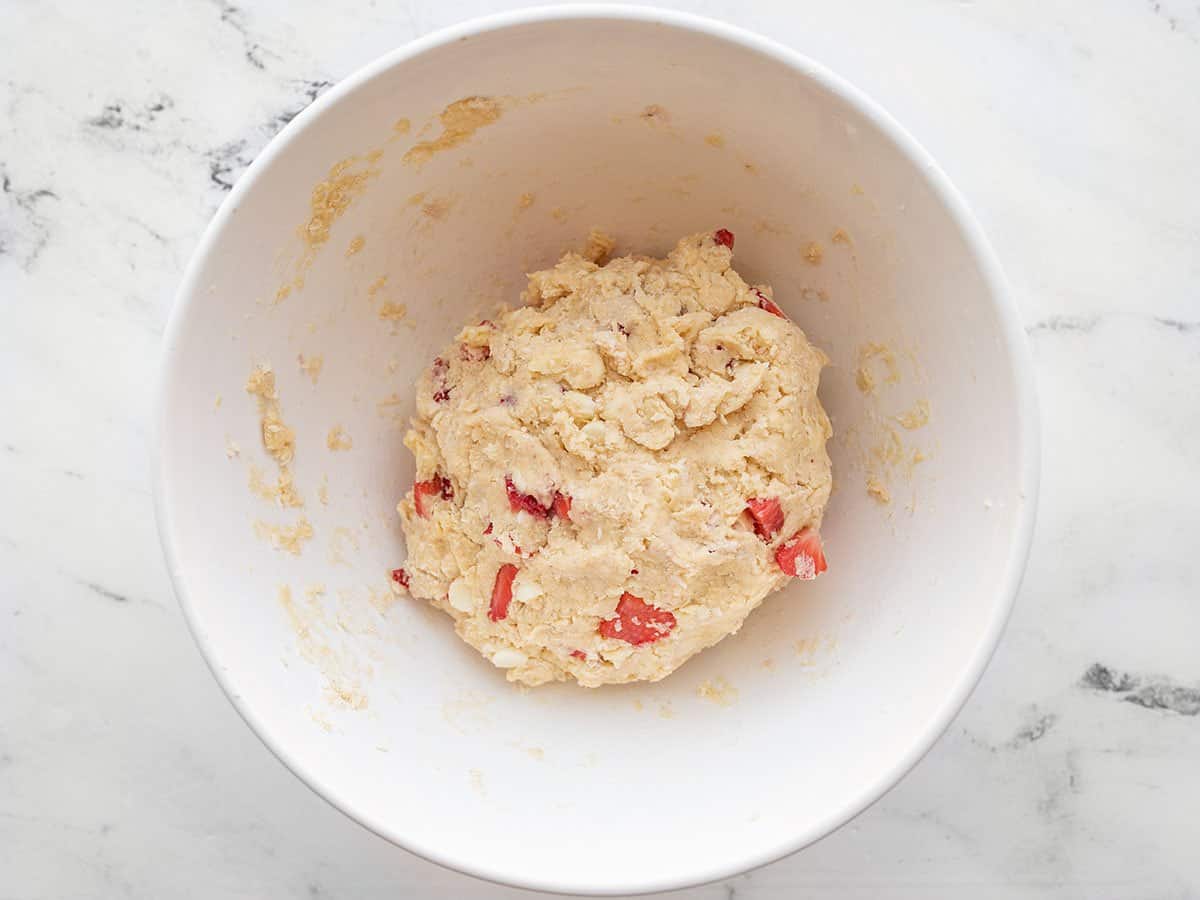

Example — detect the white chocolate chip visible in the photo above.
[491,648,527,668]
[512,577,543,604]
[447,577,477,613]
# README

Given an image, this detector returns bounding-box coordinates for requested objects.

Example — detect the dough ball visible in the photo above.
[397,230,832,687]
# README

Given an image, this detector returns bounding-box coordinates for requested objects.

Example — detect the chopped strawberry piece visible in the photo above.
[489,564,519,621]
[746,497,785,541]
[390,567,410,588]
[714,228,735,249]
[431,356,451,402]
[775,527,827,579]
[570,649,587,660]
[505,475,550,519]
[479,319,496,328]
[413,475,450,518]
[483,522,493,535]
[598,592,677,646]
[755,289,786,318]
[460,343,491,362]
[552,492,572,520]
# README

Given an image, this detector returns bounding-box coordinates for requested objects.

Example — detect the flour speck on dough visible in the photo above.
[397,231,832,687]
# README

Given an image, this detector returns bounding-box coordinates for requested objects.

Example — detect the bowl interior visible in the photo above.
[158,12,1034,893]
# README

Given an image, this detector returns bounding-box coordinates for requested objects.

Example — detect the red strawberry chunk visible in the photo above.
[460,343,491,362]
[746,497,785,541]
[505,476,550,519]
[569,649,587,660]
[714,228,735,249]
[431,356,451,402]
[598,592,677,646]
[390,568,410,588]
[489,564,519,621]
[413,475,450,518]
[755,289,786,318]
[552,492,572,520]
[775,527,827,579]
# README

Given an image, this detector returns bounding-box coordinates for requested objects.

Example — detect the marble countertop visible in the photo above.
[2,1,1198,897]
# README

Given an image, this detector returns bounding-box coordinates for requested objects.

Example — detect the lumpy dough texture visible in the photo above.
[397,231,832,687]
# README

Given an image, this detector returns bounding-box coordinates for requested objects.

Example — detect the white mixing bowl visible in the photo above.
[155,6,1038,894]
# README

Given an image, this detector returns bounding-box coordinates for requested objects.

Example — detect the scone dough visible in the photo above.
[397,231,832,687]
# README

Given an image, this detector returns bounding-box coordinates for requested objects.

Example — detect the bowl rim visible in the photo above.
[152,4,1041,895]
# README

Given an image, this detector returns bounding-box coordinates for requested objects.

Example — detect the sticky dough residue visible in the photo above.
[298,353,323,384]
[326,425,353,451]
[278,585,368,711]
[256,517,315,554]
[849,342,931,507]
[855,342,900,395]
[402,96,503,167]
[697,676,739,707]
[245,364,303,508]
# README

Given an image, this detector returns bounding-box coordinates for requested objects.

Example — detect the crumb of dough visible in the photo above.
[403,96,503,167]
[704,133,725,148]
[851,183,865,195]
[697,676,739,707]
[256,517,314,554]
[550,206,568,222]
[246,365,296,467]
[420,196,454,221]
[658,702,676,719]
[305,584,326,601]
[376,393,403,415]
[468,769,487,796]
[804,242,824,265]
[831,228,852,245]
[225,438,241,459]
[298,354,323,384]
[866,476,891,504]
[582,228,615,265]
[318,475,330,505]
[249,465,304,508]
[896,399,931,430]
[308,707,333,732]
[406,191,426,208]
[330,683,368,710]
[761,657,775,670]
[214,394,222,409]
[393,117,411,135]
[399,230,833,688]
[379,302,407,321]
[855,342,900,394]
[328,526,360,567]
[752,219,790,237]
[274,283,292,304]
[367,275,387,297]
[640,104,669,124]
[302,159,375,251]
[345,235,365,257]
[244,364,301,510]
[524,746,545,761]
[369,584,399,613]
[326,425,353,451]
[516,192,535,211]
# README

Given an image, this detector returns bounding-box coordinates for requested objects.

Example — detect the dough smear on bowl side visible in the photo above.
[394,229,832,687]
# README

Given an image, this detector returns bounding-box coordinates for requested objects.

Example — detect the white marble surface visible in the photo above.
[2,0,1199,896]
